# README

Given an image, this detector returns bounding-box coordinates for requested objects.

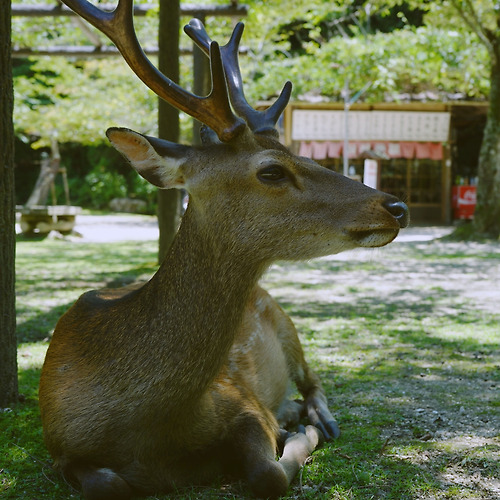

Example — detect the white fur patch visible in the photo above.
[108,129,184,189]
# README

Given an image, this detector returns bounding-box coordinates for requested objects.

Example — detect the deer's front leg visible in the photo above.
[278,424,324,481]
[234,413,323,499]
[305,389,341,441]
[265,287,341,441]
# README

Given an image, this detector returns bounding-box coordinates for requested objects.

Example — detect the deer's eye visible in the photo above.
[257,165,288,183]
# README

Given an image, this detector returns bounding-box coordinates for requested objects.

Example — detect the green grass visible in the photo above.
[2,231,499,499]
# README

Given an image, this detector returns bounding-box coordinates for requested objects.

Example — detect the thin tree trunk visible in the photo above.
[0,1,19,407]
[192,13,210,145]
[157,0,181,263]
[474,44,500,238]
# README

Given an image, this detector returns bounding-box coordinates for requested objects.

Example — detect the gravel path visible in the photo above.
[52,213,455,243]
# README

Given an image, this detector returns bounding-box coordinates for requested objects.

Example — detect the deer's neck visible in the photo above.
[141,208,266,404]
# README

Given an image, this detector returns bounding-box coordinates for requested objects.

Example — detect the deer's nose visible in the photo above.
[383,200,409,228]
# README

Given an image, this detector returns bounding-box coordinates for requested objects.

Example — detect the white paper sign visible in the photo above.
[363,159,379,189]
[291,110,451,142]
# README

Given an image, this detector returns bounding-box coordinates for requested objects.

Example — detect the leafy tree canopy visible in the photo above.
[12,0,490,147]
[14,57,156,147]
[240,0,488,102]
[13,0,162,146]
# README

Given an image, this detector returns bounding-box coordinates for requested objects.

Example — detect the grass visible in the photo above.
[1,230,499,499]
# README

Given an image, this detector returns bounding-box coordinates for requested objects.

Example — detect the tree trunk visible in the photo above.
[0,1,19,407]
[192,14,211,145]
[157,0,181,263]
[474,43,500,238]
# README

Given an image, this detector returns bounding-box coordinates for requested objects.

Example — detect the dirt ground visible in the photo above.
[263,226,499,499]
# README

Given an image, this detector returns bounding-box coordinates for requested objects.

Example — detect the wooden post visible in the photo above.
[191,13,210,145]
[442,146,452,224]
[283,103,293,148]
[0,1,18,406]
[157,0,181,263]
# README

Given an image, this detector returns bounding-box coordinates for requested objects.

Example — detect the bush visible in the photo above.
[85,165,128,208]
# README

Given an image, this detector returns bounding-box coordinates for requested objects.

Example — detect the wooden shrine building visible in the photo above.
[280,102,488,224]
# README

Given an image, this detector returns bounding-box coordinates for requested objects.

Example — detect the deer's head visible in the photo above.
[64,0,408,261]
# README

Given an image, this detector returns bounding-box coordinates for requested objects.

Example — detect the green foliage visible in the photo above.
[12,0,194,146]
[83,166,128,206]
[12,0,491,149]
[71,148,157,212]
[427,0,500,36]
[76,163,156,211]
[239,0,490,103]
[244,24,488,103]
[14,56,157,147]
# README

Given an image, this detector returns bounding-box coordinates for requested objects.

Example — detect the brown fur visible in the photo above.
[39,128,407,499]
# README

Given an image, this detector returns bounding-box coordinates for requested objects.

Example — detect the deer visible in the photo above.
[38,1,409,499]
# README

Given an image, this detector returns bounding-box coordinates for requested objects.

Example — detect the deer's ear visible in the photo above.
[106,127,189,189]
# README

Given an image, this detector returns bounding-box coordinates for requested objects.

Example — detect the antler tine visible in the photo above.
[62,0,245,142]
[184,18,212,54]
[185,19,293,136]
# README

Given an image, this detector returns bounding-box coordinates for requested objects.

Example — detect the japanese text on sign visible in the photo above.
[292,110,451,142]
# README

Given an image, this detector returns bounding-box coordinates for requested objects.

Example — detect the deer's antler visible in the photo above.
[62,0,246,142]
[184,19,292,137]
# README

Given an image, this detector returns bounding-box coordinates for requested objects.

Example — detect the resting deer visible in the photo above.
[39,1,409,499]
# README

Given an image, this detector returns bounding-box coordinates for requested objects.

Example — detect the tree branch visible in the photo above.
[450,0,495,59]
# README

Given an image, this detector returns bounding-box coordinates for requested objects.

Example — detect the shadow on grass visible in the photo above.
[16,264,153,344]
[308,420,500,499]
[16,233,50,243]
[303,436,443,499]
[16,266,153,296]
[17,303,73,344]
[305,366,499,498]
[280,291,451,324]
[269,274,500,497]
